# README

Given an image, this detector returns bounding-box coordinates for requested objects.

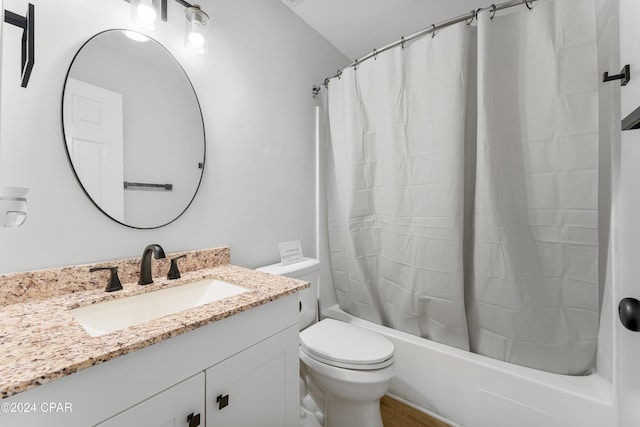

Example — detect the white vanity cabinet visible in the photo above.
[96,326,298,427]
[0,293,300,427]
[205,326,297,427]
[96,373,205,427]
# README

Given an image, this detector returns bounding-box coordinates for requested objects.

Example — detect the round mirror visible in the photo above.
[62,29,205,229]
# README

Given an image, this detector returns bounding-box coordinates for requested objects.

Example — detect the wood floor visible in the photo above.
[380,395,452,427]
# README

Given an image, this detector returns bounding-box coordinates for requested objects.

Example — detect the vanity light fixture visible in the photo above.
[184,4,209,53]
[3,3,35,87]
[125,0,209,53]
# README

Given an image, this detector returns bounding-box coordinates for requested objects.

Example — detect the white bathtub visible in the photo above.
[322,305,617,427]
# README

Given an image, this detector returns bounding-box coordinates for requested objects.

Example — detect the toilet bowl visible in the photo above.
[257,258,395,427]
[300,318,394,427]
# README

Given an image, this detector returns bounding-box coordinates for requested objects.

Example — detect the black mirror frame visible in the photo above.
[61,29,206,229]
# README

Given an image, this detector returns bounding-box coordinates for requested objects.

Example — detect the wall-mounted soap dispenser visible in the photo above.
[0,186,28,227]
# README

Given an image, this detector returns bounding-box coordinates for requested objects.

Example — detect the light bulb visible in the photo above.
[188,31,205,49]
[137,3,157,25]
[130,0,159,30]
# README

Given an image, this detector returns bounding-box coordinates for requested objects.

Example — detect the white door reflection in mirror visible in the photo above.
[63,78,124,222]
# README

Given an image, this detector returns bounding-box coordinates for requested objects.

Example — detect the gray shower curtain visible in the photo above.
[325,23,472,351]
[468,0,600,375]
[323,0,600,374]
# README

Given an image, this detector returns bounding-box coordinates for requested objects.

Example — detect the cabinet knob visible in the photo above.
[216,394,229,410]
[187,412,201,427]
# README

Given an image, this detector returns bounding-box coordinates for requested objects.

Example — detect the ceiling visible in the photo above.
[281,0,484,60]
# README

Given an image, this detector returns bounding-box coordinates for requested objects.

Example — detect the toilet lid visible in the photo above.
[300,319,394,370]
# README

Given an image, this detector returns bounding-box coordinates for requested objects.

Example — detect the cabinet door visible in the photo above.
[205,326,299,427]
[96,372,205,427]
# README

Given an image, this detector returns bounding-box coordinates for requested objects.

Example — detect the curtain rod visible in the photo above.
[313,0,537,96]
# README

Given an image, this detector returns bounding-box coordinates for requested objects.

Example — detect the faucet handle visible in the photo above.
[90,267,123,292]
[167,255,187,280]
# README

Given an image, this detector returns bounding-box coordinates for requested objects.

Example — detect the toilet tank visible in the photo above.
[257,258,320,330]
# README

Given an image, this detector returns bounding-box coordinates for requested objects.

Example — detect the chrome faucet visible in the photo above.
[138,244,166,285]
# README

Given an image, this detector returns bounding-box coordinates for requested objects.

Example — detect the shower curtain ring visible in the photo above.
[490,4,497,20]
[465,10,475,25]
[431,24,436,38]
[373,49,377,60]
[524,0,534,10]
[401,36,406,49]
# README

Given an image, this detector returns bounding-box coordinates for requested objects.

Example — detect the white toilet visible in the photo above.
[257,258,395,427]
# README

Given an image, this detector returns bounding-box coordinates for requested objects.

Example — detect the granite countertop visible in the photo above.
[0,256,307,399]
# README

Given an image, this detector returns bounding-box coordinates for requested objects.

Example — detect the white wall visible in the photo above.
[0,0,348,274]
[594,0,619,386]
[617,0,640,424]
[282,0,486,60]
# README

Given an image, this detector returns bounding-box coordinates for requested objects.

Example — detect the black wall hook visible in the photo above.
[603,64,631,86]
[3,3,35,88]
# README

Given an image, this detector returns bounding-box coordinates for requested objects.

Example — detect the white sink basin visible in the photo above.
[70,279,249,337]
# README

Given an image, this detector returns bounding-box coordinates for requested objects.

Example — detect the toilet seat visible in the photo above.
[300,319,394,370]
